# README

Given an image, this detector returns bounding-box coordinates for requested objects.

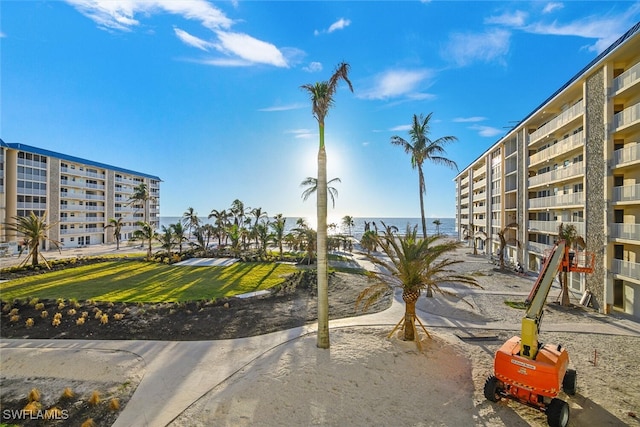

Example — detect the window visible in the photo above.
[613,280,624,309]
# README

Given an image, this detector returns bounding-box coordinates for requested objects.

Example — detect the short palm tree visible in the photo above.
[557,223,586,307]
[357,224,479,342]
[158,225,175,257]
[342,215,355,237]
[301,61,353,349]
[270,214,287,260]
[132,221,158,260]
[3,212,61,268]
[171,222,188,254]
[360,230,378,254]
[391,113,458,238]
[105,217,124,250]
[300,177,341,208]
[432,219,441,235]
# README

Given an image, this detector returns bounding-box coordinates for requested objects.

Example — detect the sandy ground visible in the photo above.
[170,249,640,427]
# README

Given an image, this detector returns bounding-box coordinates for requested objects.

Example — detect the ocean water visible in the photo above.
[160,216,456,239]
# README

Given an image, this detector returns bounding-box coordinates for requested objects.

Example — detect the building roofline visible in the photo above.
[0,139,161,181]
[454,21,640,181]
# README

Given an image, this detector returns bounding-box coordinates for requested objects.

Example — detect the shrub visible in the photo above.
[25,318,34,327]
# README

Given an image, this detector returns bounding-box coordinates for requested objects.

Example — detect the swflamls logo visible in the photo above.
[2,408,70,421]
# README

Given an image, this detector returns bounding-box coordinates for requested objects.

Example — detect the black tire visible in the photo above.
[484,375,501,402]
[547,398,570,427]
[563,369,577,395]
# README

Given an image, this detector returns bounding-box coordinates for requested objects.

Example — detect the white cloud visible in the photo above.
[214,31,288,67]
[444,29,511,67]
[285,129,315,139]
[542,2,564,14]
[453,117,487,123]
[303,62,323,73]
[174,27,212,51]
[259,103,306,112]
[485,11,527,27]
[328,18,351,33]
[358,69,433,100]
[0,31,6,38]
[389,124,412,132]
[470,125,503,137]
[65,0,232,31]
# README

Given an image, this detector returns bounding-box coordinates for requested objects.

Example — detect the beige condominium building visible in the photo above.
[0,140,161,252]
[454,23,640,319]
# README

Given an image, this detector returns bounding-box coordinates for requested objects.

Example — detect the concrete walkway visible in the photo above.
[1,251,639,427]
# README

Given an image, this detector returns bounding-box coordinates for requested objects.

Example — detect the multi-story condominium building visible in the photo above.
[454,23,640,319]
[0,140,161,251]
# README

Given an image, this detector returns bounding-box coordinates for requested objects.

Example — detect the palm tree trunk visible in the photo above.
[560,271,570,306]
[418,168,427,238]
[31,243,39,267]
[317,139,330,349]
[402,289,420,341]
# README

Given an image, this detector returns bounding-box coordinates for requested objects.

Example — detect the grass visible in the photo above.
[504,300,528,310]
[0,260,297,303]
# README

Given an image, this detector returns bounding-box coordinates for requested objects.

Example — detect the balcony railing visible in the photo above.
[530,100,584,144]
[60,227,105,235]
[528,241,553,254]
[612,61,640,94]
[609,223,640,241]
[611,259,640,282]
[17,173,47,182]
[528,162,584,187]
[18,159,47,169]
[60,217,105,223]
[529,131,584,166]
[528,220,585,235]
[17,202,47,211]
[611,143,640,168]
[613,102,640,131]
[612,184,640,202]
[528,192,584,209]
[61,167,106,179]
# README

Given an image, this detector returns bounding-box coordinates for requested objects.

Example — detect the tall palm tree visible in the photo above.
[250,207,268,248]
[391,113,458,238]
[557,223,586,307]
[497,223,519,270]
[357,224,479,341]
[132,221,158,260]
[128,182,155,223]
[341,215,355,237]
[301,61,353,349]
[4,212,61,268]
[182,207,200,239]
[105,217,124,250]
[300,177,341,208]
[209,209,230,246]
[270,214,287,260]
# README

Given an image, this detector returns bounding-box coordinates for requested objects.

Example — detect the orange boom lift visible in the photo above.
[484,240,595,427]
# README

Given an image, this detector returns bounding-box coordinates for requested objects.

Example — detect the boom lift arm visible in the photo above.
[521,240,566,360]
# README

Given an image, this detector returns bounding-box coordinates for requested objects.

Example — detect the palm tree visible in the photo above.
[300,177,341,208]
[209,209,230,246]
[342,215,355,237]
[105,217,124,250]
[270,214,287,260]
[132,221,158,260]
[3,212,61,268]
[171,222,188,254]
[357,224,479,342]
[497,223,519,270]
[250,207,268,248]
[432,219,441,235]
[360,230,378,254]
[391,113,458,238]
[182,207,199,239]
[158,225,175,257]
[557,223,586,307]
[128,183,155,223]
[301,61,353,349]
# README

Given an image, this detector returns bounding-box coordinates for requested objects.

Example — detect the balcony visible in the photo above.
[529,131,584,166]
[611,259,640,282]
[529,100,584,144]
[474,178,487,189]
[17,188,47,196]
[611,143,640,168]
[17,202,47,211]
[612,184,640,203]
[613,102,640,132]
[612,61,640,95]
[491,203,501,211]
[528,241,553,254]
[18,173,47,182]
[609,223,640,241]
[18,158,47,169]
[528,162,584,188]
[60,227,105,235]
[528,220,585,235]
[60,166,106,180]
[529,192,584,209]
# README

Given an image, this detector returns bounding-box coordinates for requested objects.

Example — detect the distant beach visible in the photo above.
[159,217,457,239]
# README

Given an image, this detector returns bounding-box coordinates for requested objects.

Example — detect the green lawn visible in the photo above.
[0,260,298,302]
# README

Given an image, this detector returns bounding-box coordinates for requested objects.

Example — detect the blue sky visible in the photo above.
[2,1,639,223]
